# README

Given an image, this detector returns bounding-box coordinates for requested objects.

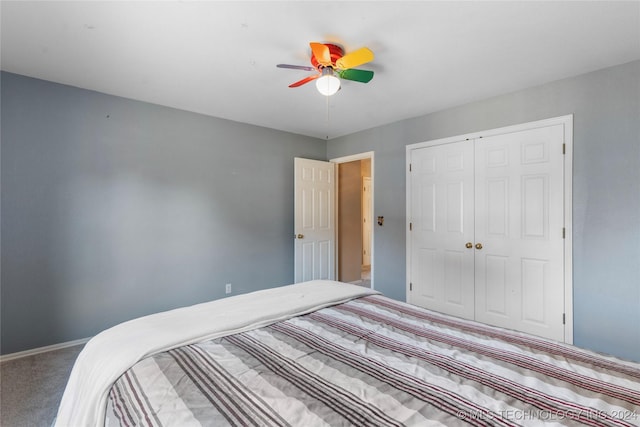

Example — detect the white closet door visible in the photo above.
[474,125,565,341]
[409,141,475,320]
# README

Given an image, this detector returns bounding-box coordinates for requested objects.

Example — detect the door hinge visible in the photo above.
[409,222,413,231]
[562,143,566,154]
[562,313,566,325]
[562,227,566,239]
[410,282,413,291]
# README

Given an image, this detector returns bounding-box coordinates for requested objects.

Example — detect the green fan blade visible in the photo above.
[338,69,374,83]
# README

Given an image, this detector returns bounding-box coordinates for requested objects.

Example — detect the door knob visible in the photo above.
[465,242,473,249]
[475,243,483,250]
[296,234,304,239]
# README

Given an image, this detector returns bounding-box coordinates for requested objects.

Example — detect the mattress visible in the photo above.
[56,281,377,426]
[102,291,639,426]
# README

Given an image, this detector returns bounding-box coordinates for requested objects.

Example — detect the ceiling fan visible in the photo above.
[277,42,374,96]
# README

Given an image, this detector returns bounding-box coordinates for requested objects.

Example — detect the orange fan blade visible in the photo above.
[310,42,332,66]
[288,74,320,88]
[335,47,374,70]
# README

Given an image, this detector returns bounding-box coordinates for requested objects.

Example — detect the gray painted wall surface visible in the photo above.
[1,72,325,354]
[3,61,639,362]
[327,60,640,362]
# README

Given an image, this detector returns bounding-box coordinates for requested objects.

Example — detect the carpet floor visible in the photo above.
[1,344,84,427]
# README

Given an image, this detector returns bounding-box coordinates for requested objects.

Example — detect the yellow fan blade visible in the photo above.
[310,42,331,66]
[336,47,374,70]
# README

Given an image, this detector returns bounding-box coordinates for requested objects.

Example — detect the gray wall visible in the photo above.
[1,72,325,354]
[327,60,640,362]
[3,61,639,362]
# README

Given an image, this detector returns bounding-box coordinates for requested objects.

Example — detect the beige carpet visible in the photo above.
[1,344,83,427]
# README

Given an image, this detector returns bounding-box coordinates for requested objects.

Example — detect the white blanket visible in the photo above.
[55,280,377,427]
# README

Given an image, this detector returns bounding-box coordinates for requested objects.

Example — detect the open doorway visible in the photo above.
[331,152,374,289]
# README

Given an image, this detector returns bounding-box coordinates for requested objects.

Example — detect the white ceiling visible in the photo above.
[2,1,639,140]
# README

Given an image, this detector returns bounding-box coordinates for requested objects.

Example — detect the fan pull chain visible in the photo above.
[326,94,330,140]
[326,93,334,140]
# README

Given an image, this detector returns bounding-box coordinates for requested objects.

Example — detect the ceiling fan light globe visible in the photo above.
[316,75,340,96]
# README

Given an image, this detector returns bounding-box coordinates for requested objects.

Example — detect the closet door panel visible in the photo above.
[484,254,509,317]
[409,141,475,320]
[474,125,565,341]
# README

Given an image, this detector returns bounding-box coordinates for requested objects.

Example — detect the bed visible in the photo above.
[56,281,640,426]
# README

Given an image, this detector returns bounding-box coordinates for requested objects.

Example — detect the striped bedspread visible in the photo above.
[106,295,640,426]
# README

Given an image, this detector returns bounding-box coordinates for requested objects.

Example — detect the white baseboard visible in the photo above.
[0,337,91,363]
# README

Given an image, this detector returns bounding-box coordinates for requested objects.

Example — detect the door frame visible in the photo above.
[330,151,375,290]
[405,115,573,343]
[362,176,373,268]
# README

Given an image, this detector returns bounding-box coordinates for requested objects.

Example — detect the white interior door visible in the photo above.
[474,125,565,341]
[294,158,335,283]
[362,177,372,267]
[408,141,475,320]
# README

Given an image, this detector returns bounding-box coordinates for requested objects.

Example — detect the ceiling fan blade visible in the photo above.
[277,64,316,72]
[338,69,374,83]
[310,42,331,66]
[288,74,320,88]
[335,47,374,70]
